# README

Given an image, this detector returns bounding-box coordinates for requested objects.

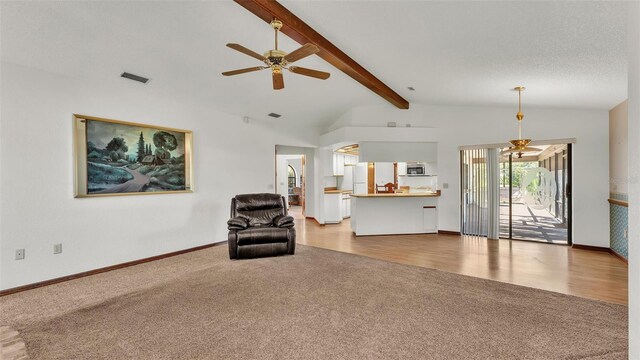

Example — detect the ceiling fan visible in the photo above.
[222,19,330,90]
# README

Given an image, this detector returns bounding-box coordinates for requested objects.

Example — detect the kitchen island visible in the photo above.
[350,192,440,236]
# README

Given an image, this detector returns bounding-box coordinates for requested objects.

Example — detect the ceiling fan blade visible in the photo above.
[284,43,319,63]
[289,66,330,80]
[222,66,267,76]
[226,43,266,61]
[273,71,284,90]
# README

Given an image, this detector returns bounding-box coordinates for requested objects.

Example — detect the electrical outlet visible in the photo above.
[442,183,449,189]
[54,243,62,254]
[15,249,25,260]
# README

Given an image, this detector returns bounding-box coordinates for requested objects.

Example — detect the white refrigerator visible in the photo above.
[341,165,354,191]
[354,163,368,194]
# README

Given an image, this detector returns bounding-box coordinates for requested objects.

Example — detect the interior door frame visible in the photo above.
[566,144,572,245]
[274,148,306,217]
[301,155,306,216]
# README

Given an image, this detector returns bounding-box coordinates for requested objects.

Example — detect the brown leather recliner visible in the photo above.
[227,193,296,260]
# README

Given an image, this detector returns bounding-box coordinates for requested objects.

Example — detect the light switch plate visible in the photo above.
[54,243,62,254]
[442,183,449,189]
[15,249,25,260]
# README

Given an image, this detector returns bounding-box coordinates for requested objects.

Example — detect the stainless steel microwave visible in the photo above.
[407,163,426,176]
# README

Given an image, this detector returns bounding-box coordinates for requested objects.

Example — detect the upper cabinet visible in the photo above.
[334,153,345,176]
[323,149,359,177]
[344,155,359,165]
[397,162,407,176]
[322,149,334,176]
[323,150,344,176]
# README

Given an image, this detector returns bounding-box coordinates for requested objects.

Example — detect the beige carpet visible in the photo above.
[0,244,628,359]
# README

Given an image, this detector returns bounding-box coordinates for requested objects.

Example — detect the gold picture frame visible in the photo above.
[73,114,193,198]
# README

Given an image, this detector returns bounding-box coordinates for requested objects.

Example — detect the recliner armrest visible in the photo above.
[273,215,295,228]
[228,217,249,230]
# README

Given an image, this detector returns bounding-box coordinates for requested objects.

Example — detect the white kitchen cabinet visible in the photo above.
[333,153,345,176]
[397,162,407,176]
[425,162,438,176]
[341,195,351,219]
[345,197,351,218]
[344,155,358,165]
[422,206,438,232]
[325,150,346,177]
[351,196,438,236]
[323,149,335,177]
[324,193,342,223]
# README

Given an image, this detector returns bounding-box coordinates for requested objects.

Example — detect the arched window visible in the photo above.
[288,165,297,189]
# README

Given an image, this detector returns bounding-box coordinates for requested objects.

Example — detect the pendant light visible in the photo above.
[501,86,541,158]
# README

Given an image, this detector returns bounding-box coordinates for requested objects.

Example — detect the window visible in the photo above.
[288,165,296,189]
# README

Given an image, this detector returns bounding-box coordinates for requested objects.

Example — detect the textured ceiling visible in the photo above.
[1,1,628,127]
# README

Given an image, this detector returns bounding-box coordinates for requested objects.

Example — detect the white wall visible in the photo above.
[609,100,628,194]
[0,57,3,290]
[360,142,437,163]
[374,163,395,187]
[322,103,609,247]
[0,62,318,290]
[627,1,639,356]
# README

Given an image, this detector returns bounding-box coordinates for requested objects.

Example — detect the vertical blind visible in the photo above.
[460,148,499,238]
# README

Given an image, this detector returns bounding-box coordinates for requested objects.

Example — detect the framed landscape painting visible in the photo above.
[74,114,193,198]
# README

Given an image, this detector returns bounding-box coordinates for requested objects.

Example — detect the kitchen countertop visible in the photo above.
[324,190,353,194]
[350,192,440,198]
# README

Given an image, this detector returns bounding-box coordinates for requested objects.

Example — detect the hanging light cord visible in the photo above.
[275,26,278,50]
[516,88,524,140]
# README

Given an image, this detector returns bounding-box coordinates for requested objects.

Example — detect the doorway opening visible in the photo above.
[276,153,305,220]
[499,144,572,245]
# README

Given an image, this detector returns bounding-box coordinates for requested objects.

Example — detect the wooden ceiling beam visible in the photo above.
[234,0,410,109]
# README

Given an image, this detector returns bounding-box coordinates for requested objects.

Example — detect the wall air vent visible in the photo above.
[121,72,149,84]
[268,113,282,118]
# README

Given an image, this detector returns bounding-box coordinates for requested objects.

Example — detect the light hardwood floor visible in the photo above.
[296,218,628,305]
[1,326,28,360]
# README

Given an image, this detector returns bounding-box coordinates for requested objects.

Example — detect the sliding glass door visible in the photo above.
[462,144,572,244]
[499,144,572,245]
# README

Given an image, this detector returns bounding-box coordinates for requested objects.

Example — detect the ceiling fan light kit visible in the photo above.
[222,19,330,90]
[502,86,541,158]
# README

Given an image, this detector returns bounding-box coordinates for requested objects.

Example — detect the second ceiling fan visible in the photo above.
[222,19,330,90]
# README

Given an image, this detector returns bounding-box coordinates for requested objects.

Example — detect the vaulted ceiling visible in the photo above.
[1,1,628,127]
